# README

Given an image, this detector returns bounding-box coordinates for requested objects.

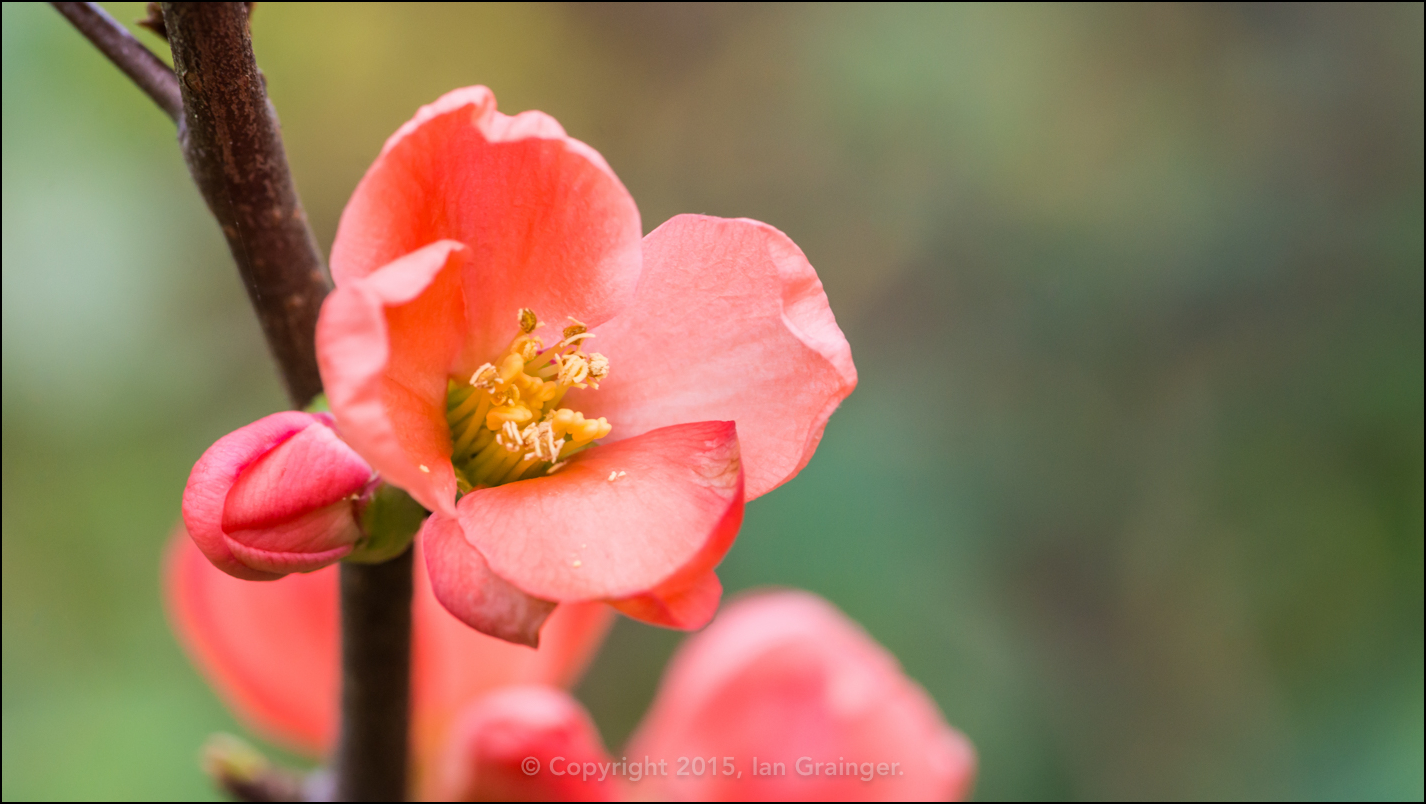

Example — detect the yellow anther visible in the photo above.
[496,420,524,452]
[510,372,540,396]
[519,420,562,462]
[587,352,610,382]
[572,417,605,443]
[517,335,543,362]
[485,383,518,406]
[546,423,560,459]
[498,353,525,384]
[560,332,595,350]
[448,307,614,488]
[550,408,578,436]
[486,405,533,430]
[470,363,498,390]
[558,354,590,385]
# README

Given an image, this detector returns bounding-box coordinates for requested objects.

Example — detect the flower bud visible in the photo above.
[183,411,376,580]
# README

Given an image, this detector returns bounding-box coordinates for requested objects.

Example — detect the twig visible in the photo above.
[51,2,182,120]
[162,2,330,408]
[55,3,415,800]
[202,733,306,802]
[338,548,414,801]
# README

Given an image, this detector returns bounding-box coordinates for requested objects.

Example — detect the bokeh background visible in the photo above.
[3,2,1422,799]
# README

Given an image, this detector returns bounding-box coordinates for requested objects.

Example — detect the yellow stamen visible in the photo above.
[498,353,525,384]
[486,405,533,430]
[517,335,543,362]
[587,353,609,384]
[444,307,614,490]
[470,363,498,390]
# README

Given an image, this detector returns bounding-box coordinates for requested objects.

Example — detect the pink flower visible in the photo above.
[433,591,977,801]
[316,86,856,638]
[182,411,377,580]
[436,687,622,802]
[164,529,614,794]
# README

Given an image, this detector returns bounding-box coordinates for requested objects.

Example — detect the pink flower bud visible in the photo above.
[183,411,376,580]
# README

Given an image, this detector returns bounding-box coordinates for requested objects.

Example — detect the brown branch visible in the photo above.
[163,1,329,407]
[338,548,414,801]
[51,2,182,120]
[165,4,412,799]
[56,3,415,800]
[162,2,330,408]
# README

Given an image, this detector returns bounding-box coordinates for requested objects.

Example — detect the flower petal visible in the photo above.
[432,686,620,802]
[454,422,743,621]
[223,505,359,576]
[422,511,557,646]
[164,527,614,785]
[569,214,857,500]
[164,526,337,754]
[411,589,613,799]
[222,418,373,530]
[182,411,320,581]
[608,569,722,631]
[330,85,642,366]
[317,240,469,516]
[626,590,977,801]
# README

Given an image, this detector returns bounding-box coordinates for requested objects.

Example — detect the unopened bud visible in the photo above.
[182,412,376,579]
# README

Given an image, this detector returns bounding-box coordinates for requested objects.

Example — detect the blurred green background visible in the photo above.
[3,2,1422,799]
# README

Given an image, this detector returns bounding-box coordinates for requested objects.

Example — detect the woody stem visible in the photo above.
[53,3,413,800]
[337,548,413,801]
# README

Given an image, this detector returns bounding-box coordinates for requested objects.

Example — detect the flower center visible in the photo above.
[445,308,611,491]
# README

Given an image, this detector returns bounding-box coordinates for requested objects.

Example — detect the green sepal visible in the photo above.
[347,484,427,564]
[303,393,330,414]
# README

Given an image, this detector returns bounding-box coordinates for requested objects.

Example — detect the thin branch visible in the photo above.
[201,733,306,803]
[56,3,416,800]
[162,1,330,408]
[338,549,414,801]
[51,2,181,120]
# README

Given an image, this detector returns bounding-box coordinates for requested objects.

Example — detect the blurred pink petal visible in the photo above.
[165,528,336,753]
[164,529,614,790]
[433,686,621,802]
[627,591,976,801]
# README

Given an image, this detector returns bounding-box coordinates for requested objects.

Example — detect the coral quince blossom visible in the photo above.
[317,86,855,639]
[164,530,612,792]
[434,591,977,802]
